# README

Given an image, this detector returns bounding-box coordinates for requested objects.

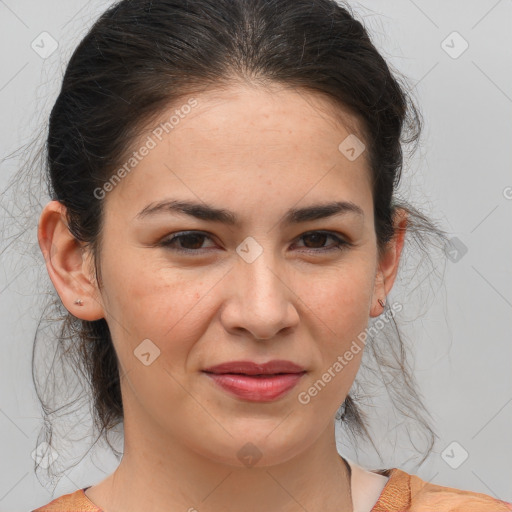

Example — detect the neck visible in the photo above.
[90,412,353,512]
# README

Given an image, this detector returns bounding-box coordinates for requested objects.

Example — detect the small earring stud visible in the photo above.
[74,299,84,306]
[378,298,385,308]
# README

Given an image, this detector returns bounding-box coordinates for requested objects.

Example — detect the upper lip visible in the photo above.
[202,360,306,375]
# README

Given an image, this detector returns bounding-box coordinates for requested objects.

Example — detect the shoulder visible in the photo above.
[371,467,512,512]
[31,488,101,512]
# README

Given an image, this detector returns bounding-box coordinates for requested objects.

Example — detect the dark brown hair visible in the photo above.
[2,0,450,487]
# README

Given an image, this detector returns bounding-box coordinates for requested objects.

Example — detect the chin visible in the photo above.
[194,427,313,469]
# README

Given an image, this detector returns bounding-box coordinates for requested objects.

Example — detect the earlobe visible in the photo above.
[37,200,105,321]
[369,269,387,318]
[369,208,408,318]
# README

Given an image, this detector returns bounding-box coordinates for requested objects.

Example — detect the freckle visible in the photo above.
[195,292,200,300]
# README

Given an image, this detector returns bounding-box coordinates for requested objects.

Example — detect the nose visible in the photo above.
[219,249,300,341]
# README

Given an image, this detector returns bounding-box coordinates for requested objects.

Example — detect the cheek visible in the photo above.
[300,265,374,332]
[100,252,210,362]
[106,246,201,315]
[298,264,374,395]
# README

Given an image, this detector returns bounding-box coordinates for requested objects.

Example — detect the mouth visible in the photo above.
[202,359,306,375]
[202,360,306,401]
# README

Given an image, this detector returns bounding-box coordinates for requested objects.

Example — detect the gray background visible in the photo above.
[0,1,511,510]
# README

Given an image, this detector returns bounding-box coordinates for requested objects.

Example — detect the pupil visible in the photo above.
[183,234,204,249]
[304,233,326,248]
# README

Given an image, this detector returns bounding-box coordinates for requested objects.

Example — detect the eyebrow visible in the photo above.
[135,198,364,225]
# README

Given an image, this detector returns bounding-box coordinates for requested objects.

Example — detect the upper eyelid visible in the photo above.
[162,230,347,246]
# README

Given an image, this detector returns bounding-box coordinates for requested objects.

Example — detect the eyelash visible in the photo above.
[159,230,350,255]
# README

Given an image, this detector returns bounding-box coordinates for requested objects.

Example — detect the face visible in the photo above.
[40,83,404,468]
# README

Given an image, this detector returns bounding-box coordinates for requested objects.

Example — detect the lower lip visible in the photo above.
[203,372,305,401]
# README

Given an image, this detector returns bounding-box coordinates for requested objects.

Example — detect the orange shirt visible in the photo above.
[32,467,512,512]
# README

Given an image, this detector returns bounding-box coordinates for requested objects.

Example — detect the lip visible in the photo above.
[202,360,307,402]
[203,360,306,375]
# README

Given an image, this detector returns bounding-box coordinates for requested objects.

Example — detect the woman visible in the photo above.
[27,0,511,511]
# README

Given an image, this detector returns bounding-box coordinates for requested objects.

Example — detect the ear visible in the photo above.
[369,208,408,318]
[37,200,105,321]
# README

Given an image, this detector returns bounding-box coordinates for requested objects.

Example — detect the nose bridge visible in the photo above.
[223,235,297,339]
[236,235,284,304]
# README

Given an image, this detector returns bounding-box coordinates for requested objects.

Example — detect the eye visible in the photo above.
[293,231,350,254]
[159,230,350,255]
[159,231,215,254]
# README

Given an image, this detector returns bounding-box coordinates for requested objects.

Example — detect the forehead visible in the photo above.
[104,83,372,222]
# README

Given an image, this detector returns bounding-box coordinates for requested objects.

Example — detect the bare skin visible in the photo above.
[38,82,406,512]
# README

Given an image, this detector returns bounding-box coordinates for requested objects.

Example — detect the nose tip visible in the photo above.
[220,266,300,341]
